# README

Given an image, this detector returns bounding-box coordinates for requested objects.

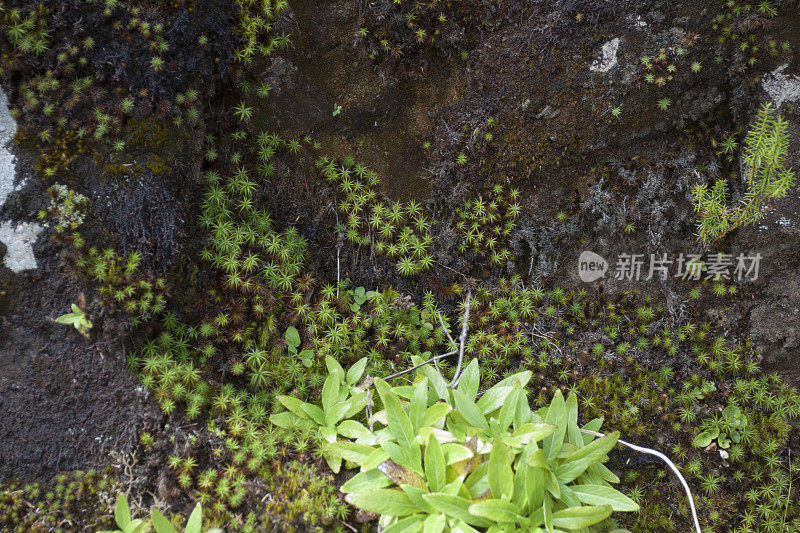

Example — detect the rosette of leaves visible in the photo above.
[274,357,638,531]
[270,356,370,472]
[350,286,379,312]
[692,404,748,449]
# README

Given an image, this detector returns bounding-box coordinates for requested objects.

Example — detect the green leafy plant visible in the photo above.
[274,358,638,531]
[692,404,748,449]
[284,326,315,367]
[693,103,795,247]
[350,286,378,312]
[271,356,370,472]
[100,493,215,533]
[56,303,93,338]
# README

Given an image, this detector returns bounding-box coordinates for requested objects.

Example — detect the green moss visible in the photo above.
[0,470,118,532]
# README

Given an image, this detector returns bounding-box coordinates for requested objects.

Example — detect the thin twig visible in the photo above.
[434,260,468,279]
[580,429,702,533]
[383,351,458,380]
[336,233,342,299]
[436,310,457,347]
[449,291,472,388]
[782,449,792,529]
[530,325,562,358]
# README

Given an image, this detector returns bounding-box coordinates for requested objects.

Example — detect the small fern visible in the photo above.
[693,102,795,247]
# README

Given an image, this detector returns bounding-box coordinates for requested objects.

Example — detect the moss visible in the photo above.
[0,469,118,532]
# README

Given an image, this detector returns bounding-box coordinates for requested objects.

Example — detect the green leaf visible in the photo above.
[456,359,480,401]
[412,355,450,401]
[185,503,202,533]
[329,441,375,465]
[337,420,369,439]
[498,389,521,430]
[344,390,367,419]
[121,519,146,533]
[476,386,515,415]
[525,463,545,511]
[421,403,452,428]
[400,485,435,514]
[453,389,489,431]
[362,448,391,470]
[422,493,491,527]
[298,349,314,367]
[557,483,581,508]
[543,390,567,460]
[150,509,178,533]
[319,425,337,444]
[346,489,419,517]
[425,433,446,492]
[488,438,514,500]
[284,326,301,352]
[542,494,553,531]
[276,395,309,419]
[581,418,604,445]
[114,494,131,528]
[325,452,342,473]
[468,499,520,524]
[514,390,531,429]
[325,401,351,426]
[326,355,345,376]
[464,460,489,494]
[378,461,428,490]
[385,391,416,449]
[442,443,473,466]
[556,431,619,484]
[570,485,640,512]
[409,378,429,432]
[301,403,326,426]
[382,515,426,533]
[551,505,613,530]
[322,371,341,412]
[423,513,447,533]
[347,357,368,385]
[493,370,533,390]
[382,440,422,475]
[692,427,719,448]
[341,469,395,492]
[513,423,557,444]
[565,393,583,446]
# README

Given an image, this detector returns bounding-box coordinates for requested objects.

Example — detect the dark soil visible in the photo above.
[0,233,160,479]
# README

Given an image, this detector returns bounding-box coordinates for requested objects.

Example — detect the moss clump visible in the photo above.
[0,469,117,532]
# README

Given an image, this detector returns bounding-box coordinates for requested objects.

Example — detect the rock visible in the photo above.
[534,105,561,120]
[762,65,800,108]
[0,84,19,210]
[589,38,620,73]
[265,56,298,94]
[749,302,800,350]
[0,221,43,273]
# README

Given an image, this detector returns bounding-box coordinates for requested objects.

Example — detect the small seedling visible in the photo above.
[56,303,93,338]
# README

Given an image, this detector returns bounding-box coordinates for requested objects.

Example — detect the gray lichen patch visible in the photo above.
[762,65,800,108]
[0,84,19,208]
[589,38,620,73]
[0,221,43,272]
